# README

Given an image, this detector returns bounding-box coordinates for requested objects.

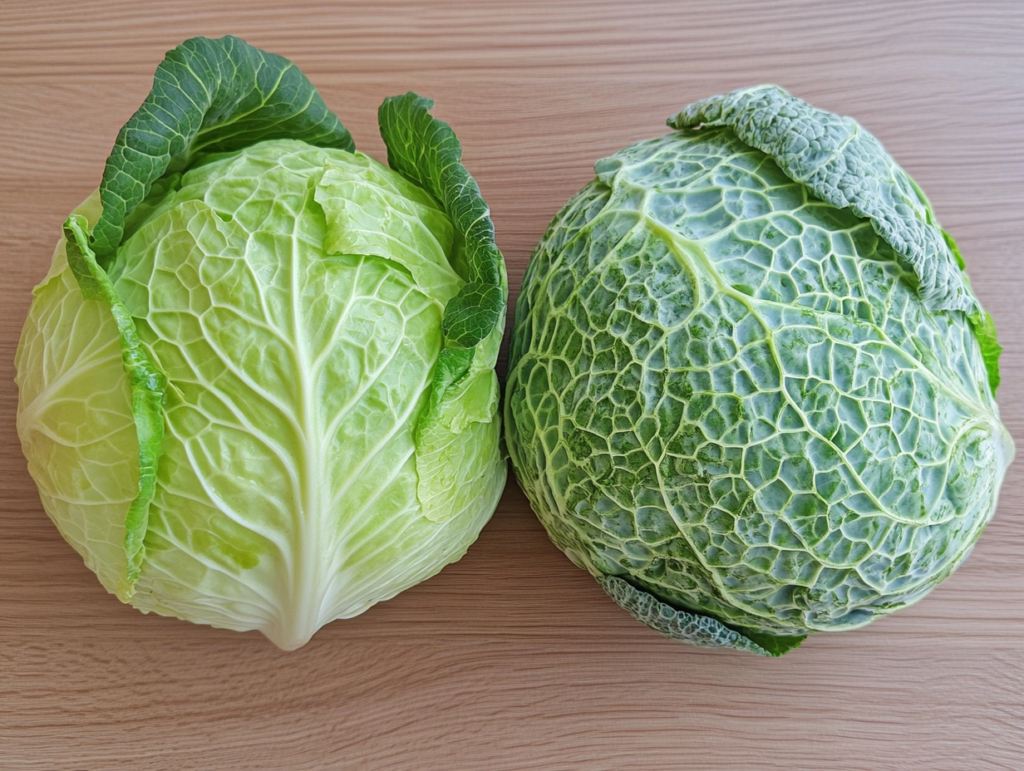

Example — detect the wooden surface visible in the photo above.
[2,2,1022,768]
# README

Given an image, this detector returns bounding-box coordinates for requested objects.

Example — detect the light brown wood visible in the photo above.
[2,2,1022,768]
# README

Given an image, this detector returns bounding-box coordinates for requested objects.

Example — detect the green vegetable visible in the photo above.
[15,36,506,650]
[505,85,1013,655]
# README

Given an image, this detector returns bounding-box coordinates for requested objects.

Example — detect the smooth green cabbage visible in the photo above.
[505,86,1013,656]
[16,36,507,650]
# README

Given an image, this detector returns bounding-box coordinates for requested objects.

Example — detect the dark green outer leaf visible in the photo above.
[64,215,167,590]
[415,347,476,444]
[378,93,505,291]
[670,85,979,316]
[378,92,506,411]
[597,575,805,657]
[92,35,353,265]
[441,282,505,348]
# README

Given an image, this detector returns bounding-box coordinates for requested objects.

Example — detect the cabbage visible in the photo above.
[15,36,507,650]
[505,86,1014,656]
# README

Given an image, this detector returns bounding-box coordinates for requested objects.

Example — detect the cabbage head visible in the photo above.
[505,86,1014,656]
[15,37,507,650]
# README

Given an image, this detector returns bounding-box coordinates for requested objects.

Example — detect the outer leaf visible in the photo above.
[737,627,808,657]
[16,193,139,600]
[970,311,1003,395]
[670,85,978,315]
[91,35,354,265]
[597,575,805,656]
[441,282,505,348]
[377,93,508,516]
[64,215,167,588]
[377,91,506,378]
[418,347,476,424]
[672,85,1004,397]
[378,92,505,292]
[941,228,1002,396]
[414,319,505,524]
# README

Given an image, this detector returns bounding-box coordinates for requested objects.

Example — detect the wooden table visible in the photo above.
[2,2,1021,768]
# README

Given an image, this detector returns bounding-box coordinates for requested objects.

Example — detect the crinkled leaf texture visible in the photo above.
[506,85,1014,654]
[598,576,805,656]
[16,36,506,650]
[672,86,975,315]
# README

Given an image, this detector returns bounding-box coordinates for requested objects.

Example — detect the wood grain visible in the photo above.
[1,2,1022,769]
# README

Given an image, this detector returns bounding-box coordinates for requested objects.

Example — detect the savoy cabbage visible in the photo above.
[505,86,1013,655]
